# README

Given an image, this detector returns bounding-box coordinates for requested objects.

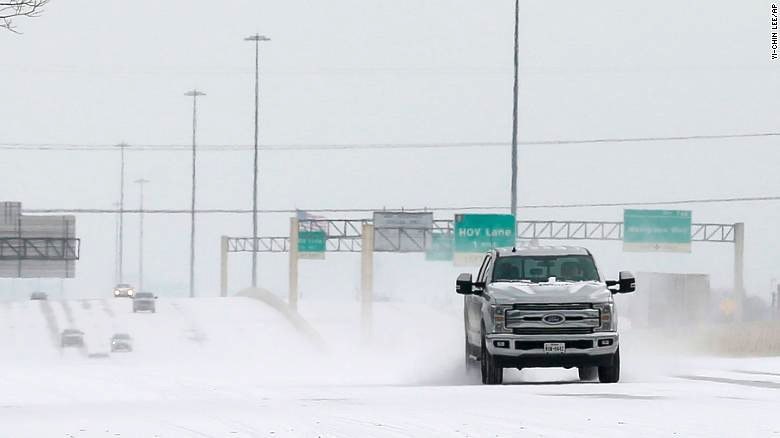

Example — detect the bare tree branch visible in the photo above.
[0,0,48,33]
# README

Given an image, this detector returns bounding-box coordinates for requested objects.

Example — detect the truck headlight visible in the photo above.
[489,304,513,334]
[593,303,616,332]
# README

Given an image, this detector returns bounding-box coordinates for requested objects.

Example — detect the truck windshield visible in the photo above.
[492,255,600,283]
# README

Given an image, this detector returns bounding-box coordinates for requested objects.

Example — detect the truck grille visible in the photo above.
[505,303,600,333]
[511,303,591,311]
[513,327,593,335]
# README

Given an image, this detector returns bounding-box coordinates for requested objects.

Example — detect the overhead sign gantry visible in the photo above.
[220,213,744,315]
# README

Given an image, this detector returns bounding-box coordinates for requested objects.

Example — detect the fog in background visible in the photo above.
[1,0,778,300]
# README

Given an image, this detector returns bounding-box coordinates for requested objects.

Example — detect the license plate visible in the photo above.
[544,343,565,354]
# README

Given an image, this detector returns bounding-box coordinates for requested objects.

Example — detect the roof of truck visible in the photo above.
[494,246,590,257]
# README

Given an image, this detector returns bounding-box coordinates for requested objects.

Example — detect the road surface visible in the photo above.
[0,297,777,437]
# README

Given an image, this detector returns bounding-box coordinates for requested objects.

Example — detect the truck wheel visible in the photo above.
[480,333,503,385]
[578,366,598,381]
[598,349,621,383]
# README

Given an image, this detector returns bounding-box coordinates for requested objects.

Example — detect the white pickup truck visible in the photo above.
[457,246,635,384]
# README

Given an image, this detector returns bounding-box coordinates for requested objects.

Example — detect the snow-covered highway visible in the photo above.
[0,297,778,437]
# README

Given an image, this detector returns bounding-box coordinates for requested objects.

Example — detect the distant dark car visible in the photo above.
[113,283,136,298]
[60,329,84,348]
[132,292,156,313]
[110,333,133,352]
[30,291,48,301]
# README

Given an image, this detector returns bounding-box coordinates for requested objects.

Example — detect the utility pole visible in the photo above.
[244,33,270,288]
[115,142,130,283]
[510,0,520,219]
[184,89,206,298]
[134,178,150,292]
[113,201,120,284]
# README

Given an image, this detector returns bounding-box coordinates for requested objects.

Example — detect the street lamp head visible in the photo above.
[134,178,151,184]
[244,34,270,42]
[184,89,206,97]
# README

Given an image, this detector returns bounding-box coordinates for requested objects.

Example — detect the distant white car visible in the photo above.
[30,291,48,301]
[110,333,133,352]
[113,283,135,298]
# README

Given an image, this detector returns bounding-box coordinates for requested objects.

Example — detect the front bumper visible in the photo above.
[485,332,618,367]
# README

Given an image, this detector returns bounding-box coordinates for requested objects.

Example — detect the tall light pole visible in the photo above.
[510,0,520,219]
[244,33,270,288]
[134,178,150,292]
[184,89,206,298]
[115,142,130,284]
[113,201,121,283]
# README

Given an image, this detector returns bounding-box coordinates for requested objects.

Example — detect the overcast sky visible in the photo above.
[1,1,778,300]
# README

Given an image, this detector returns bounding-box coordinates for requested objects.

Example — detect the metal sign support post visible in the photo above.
[289,217,300,311]
[361,223,374,340]
[220,236,229,297]
[733,222,745,299]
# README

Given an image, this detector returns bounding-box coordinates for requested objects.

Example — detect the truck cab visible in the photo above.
[457,246,635,384]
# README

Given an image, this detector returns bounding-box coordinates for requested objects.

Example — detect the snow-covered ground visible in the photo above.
[0,297,778,437]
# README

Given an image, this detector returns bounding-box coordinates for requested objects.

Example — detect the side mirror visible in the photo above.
[618,271,636,293]
[606,271,636,293]
[456,273,473,295]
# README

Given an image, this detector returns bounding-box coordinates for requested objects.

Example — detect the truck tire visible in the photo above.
[578,366,598,381]
[480,332,503,385]
[598,349,620,383]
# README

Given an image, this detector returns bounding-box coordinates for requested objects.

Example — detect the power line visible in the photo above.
[0,65,512,76]
[21,195,780,215]
[1,131,779,152]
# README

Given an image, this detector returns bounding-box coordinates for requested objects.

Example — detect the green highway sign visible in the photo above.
[426,233,454,261]
[453,214,515,265]
[298,230,326,259]
[623,209,692,253]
